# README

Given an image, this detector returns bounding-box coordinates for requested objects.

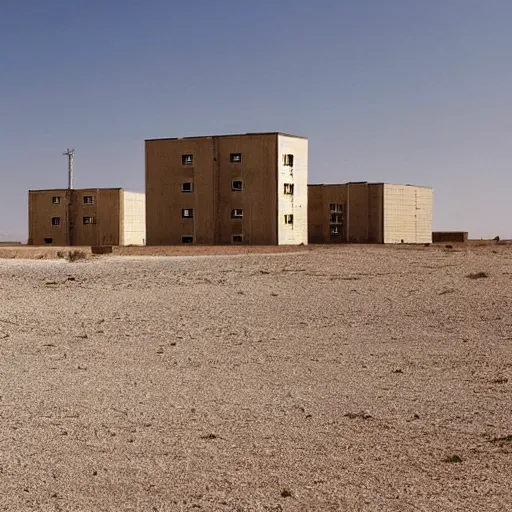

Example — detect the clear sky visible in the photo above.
[1,0,511,240]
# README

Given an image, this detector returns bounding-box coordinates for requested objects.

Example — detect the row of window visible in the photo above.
[181,209,294,224]
[181,181,294,195]
[181,153,295,167]
[51,216,96,226]
[52,196,95,205]
[181,235,244,244]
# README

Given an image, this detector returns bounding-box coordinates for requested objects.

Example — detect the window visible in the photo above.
[83,196,95,205]
[232,180,243,192]
[283,154,294,167]
[83,216,96,225]
[51,217,60,226]
[330,213,343,224]
[43,238,53,244]
[284,183,294,195]
[232,234,243,244]
[52,196,61,205]
[230,153,242,163]
[330,203,343,213]
[231,209,243,218]
[330,226,342,238]
[181,182,193,192]
[181,236,193,244]
[182,154,193,165]
[182,209,194,218]
[284,214,294,225]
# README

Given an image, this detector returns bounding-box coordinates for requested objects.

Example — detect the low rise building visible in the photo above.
[28,188,145,246]
[145,132,308,245]
[308,182,432,244]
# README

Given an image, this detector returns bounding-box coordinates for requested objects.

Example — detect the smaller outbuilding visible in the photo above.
[28,188,146,246]
[308,182,433,244]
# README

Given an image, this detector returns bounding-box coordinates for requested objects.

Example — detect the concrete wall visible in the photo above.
[346,183,369,243]
[122,191,146,245]
[146,133,305,245]
[28,189,123,246]
[277,135,308,245]
[307,185,348,243]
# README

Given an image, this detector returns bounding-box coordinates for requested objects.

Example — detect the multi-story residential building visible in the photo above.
[308,182,433,244]
[28,188,145,246]
[145,132,308,245]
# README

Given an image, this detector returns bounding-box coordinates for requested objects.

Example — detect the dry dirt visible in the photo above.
[0,245,511,511]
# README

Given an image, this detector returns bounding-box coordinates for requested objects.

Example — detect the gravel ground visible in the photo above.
[0,245,511,512]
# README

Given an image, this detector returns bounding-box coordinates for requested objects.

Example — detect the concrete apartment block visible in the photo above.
[28,188,146,246]
[145,132,308,245]
[308,183,432,244]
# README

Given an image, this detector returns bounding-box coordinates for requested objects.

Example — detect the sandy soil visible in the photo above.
[0,245,511,511]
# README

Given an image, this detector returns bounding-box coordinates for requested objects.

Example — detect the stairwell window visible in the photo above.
[330,203,343,213]
[182,154,193,165]
[182,209,194,218]
[283,154,294,167]
[51,217,60,226]
[230,153,242,163]
[83,216,96,225]
[231,209,243,219]
[232,180,243,192]
[83,196,95,205]
[284,214,294,225]
[52,196,61,205]
[284,183,294,195]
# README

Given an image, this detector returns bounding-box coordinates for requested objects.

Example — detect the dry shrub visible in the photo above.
[65,250,89,263]
[467,272,489,280]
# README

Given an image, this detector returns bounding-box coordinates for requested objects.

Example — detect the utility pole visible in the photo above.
[62,148,75,189]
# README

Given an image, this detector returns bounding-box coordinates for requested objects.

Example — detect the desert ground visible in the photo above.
[0,244,511,511]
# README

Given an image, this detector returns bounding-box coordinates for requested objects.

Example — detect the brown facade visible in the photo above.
[145,133,308,245]
[308,183,432,244]
[28,188,146,246]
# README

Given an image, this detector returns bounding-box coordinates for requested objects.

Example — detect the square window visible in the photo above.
[284,183,294,195]
[83,196,95,205]
[232,180,243,192]
[182,154,193,165]
[231,209,243,218]
[182,208,194,218]
[52,196,61,205]
[51,217,60,226]
[284,214,294,225]
[230,153,242,163]
[181,182,193,192]
[181,236,193,244]
[283,154,294,167]
[83,216,96,225]
[232,234,243,244]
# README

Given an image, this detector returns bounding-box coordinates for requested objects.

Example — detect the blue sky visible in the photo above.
[1,0,511,240]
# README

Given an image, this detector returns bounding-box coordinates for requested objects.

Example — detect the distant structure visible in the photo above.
[28,188,146,246]
[145,132,308,245]
[308,182,433,244]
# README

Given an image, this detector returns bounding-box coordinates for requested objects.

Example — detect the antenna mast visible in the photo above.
[63,148,75,189]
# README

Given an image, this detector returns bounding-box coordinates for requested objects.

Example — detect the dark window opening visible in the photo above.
[231,209,243,218]
[283,154,294,167]
[51,217,60,226]
[284,183,294,195]
[83,196,95,205]
[330,213,343,224]
[52,196,61,205]
[182,154,193,165]
[330,203,343,213]
[83,216,96,225]
[232,180,243,192]
[230,153,242,163]
[284,214,294,225]
[182,209,194,218]
[181,182,193,192]
[182,236,193,244]
[232,235,243,244]
[330,226,343,239]
[43,237,53,244]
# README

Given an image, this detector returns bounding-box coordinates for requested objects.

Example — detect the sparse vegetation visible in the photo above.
[65,250,89,263]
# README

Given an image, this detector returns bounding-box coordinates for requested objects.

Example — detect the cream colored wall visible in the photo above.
[383,185,432,243]
[122,191,146,245]
[277,135,308,245]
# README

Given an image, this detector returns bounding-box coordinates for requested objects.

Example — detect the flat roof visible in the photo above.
[309,182,432,189]
[145,132,307,142]
[29,188,143,193]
